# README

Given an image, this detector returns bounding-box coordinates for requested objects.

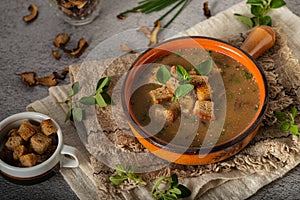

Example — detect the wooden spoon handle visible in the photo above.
[240,26,276,59]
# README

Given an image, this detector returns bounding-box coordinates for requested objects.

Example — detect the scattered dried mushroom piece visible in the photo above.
[120,44,137,54]
[17,68,69,87]
[203,1,211,19]
[52,50,61,60]
[53,33,70,48]
[69,38,89,58]
[23,4,39,23]
[138,21,162,47]
[0,119,58,167]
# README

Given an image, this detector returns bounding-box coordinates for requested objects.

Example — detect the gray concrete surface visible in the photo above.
[1,0,300,199]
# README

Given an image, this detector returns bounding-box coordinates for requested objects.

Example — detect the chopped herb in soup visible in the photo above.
[130,49,259,147]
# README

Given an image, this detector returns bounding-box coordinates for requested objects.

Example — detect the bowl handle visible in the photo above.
[240,25,276,59]
[60,145,80,168]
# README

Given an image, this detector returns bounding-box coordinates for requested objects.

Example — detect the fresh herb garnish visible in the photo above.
[80,77,113,107]
[274,106,299,136]
[195,59,213,76]
[242,70,253,80]
[64,82,83,122]
[118,0,192,28]
[63,77,113,122]
[176,65,192,83]
[172,84,194,101]
[156,65,171,84]
[152,174,191,200]
[109,164,145,186]
[234,0,286,28]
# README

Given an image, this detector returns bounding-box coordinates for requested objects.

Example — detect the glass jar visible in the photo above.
[49,0,102,26]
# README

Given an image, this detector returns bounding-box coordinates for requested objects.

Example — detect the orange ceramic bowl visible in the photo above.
[122,36,268,165]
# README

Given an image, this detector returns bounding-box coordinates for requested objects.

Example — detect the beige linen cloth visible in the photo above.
[27,1,300,199]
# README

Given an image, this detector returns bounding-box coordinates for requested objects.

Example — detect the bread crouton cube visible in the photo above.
[13,145,27,160]
[170,65,177,78]
[18,121,37,141]
[40,119,57,136]
[30,133,52,154]
[5,136,24,151]
[179,94,196,113]
[193,100,214,120]
[165,77,180,94]
[165,109,177,123]
[8,129,19,137]
[195,85,211,101]
[19,153,38,167]
[189,75,208,86]
[149,86,173,104]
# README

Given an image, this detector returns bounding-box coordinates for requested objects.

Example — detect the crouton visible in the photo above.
[149,86,173,104]
[179,94,196,113]
[189,75,211,101]
[188,68,197,75]
[30,133,52,154]
[8,129,19,137]
[189,75,208,86]
[165,77,180,94]
[40,119,57,136]
[13,145,27,160]
[5,136,24,151]
[170,65,177,78]
[165,109,177,123]
[193,100,214,120]
[195,85,211,101]
[18,121,36,141]
[19,153,38,167]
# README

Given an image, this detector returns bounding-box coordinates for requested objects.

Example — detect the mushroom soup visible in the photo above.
[129,49,259,148]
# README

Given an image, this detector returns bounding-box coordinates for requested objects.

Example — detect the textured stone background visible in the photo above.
[1,0,300,199]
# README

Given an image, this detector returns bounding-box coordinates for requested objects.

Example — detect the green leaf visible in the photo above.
[72,107,83,121]
[176,65,192,82]
[246,0,264,7]
[280,121,290,132]
[169,188,181,195]
[102,92,114,105]
[234,14,255,28]
[290,125,299,136]
[96,77,111,92]
[80,96,96,105]
[177,184,192,198]
[69,82,80,96]
[152,176,165,193]
[251,5,264,17]
[156,65,171,84]
[274,111,287,122]
[109,175,128,185]
[291,106,297,118]
[258,15,272,26]
[65,108,73,122]
[173,84,194,100]
[95,93,108,107]
[270,0,286,8]
[195,59,213,76]
[170,174,178,187]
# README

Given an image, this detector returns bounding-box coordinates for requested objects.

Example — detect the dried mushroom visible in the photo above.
[52,50,61,60]
[203,1,211,19]
[35,74,57,86]
[138,21,161,47]
[23,4,39,23]
[120,44,137,54]
[53,33,70,48]
[69,38,89,58]
[16,72,36,86]
[69,0,88,9]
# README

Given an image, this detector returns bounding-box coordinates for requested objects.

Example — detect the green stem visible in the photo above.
[163,0,192,28]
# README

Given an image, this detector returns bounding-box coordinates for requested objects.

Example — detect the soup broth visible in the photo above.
[130,49,259,148]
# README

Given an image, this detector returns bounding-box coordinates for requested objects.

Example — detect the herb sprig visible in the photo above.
[118,0,192,28]
[63,77,112,122]
[152,174,191,200]
[109,164,145,186]
[274,106,299,136]
[234,0,286,28]
[156,65,194,101]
